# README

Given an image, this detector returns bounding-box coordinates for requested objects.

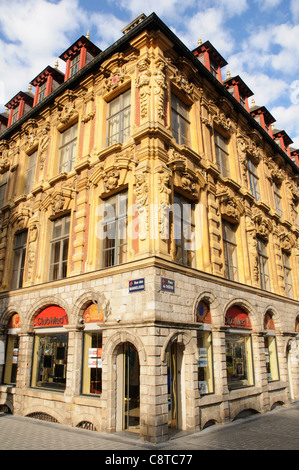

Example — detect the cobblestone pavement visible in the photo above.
[0,402,298,452]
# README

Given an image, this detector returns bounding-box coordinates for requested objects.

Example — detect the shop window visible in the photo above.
[10,230,27,290]
[31,306,69,391]
[247,159,261,201]
[106,90,131,147]
[225,306,254,390]
[222,219,238,281]
[282,252,293,298]
[257,237,271,291]
[264,312,279,382]
[101,191,128,268]
[171,94,190,146]
[49,215,70,281]
[24,150,37,194]
[3,314,21,385]
[196,300,214,395]
[173,192,195,268]
[214,131,230,178]
[0,171,8,208]
[81,304,104,395]
[58,123,78,173]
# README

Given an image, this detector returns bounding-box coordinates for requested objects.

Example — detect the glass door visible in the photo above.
[167,343,178,428]
[123,343,140,431]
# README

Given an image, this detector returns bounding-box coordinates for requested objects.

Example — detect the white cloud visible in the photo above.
[253,0,282,11]
[0,0,126,109]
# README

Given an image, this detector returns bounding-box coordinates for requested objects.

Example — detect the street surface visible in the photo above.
[0,402,298,454]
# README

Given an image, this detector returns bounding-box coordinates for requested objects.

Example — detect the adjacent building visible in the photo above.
[0,13,298,443]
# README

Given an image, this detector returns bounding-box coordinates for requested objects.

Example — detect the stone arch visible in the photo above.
[103,329,147,364]
[25,295,70,331]
[193,290,223,326]
[262,305,282,331]
[223,297,258,330]
[0,304,22,329]
[23,404,65,425]
[72,290,111,326]
[160,330,198,364]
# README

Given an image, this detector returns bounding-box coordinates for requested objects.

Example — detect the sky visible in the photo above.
[0,0,299,148]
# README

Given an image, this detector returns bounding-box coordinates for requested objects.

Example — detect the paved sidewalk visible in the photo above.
[0,402,298,451]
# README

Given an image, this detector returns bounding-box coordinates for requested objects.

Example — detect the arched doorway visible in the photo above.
[116,342,140,432]
[167,342,185,430]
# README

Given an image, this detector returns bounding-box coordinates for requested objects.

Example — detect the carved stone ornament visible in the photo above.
[216,182,244,223]
[104,67,127,92]
[252,207,273,241]
[157,171,171,239]
[279,230,295,253]
[135,56,151,119]
[153,58,167,121]
[103,169,120,192]
[171,69,193,97]
[55,91,78,125]
[134,164,149,240]
[40,186,75,215]
[0,141,10,173]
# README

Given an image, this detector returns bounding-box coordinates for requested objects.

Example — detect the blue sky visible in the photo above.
[1,0,299,147]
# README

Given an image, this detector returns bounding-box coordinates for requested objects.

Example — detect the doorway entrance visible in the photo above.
[167,342,184,430]
[123,342,140,431]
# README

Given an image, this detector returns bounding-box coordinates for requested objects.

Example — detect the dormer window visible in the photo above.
[60,35,101,82]
[70,54,80,77]
[224,74,253,112]
[31,66,64,107]
[192,40,227,83]
[5,91,33,127]
[38,82,47,103]
[11,106,19,125]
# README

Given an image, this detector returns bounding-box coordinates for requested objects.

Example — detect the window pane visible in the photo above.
[82,332,102,395]
[101,192,128,267]
[226,334,253,390]
[31,334,68,390]
[107,91,131,146]
[198,331,213,394]
[59,124,78,173]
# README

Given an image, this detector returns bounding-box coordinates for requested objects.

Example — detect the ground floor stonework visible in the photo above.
[0,259,298,443]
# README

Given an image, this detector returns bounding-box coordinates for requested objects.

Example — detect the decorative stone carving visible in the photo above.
[103,169,120,192]
[171,69,193,97]
[157,171,171,239]
[153,58,167,121]
[135,56,151,119]
[216,182,244,223]
[278,230,295,253]
[134,164,149,240]
[104,67,127,92]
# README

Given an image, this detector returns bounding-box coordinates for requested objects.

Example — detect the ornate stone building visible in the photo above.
[0,13,298,443]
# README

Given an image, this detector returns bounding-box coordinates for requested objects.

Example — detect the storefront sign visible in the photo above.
[225,306,251,329]
[8,313,21,329]
[34,306,69,328]
[83,304,104,323]
[161,277,175,293]
[129,278,145,292]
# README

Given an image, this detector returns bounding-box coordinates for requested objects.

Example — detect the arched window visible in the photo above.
[81,303,104,396]
[3,313,21,385]
[196,300,213,395]
[225,306,254,390]
[264,312,279,382]
[31,306,69,391]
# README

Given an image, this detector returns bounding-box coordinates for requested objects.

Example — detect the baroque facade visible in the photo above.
[0,13,298,443]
